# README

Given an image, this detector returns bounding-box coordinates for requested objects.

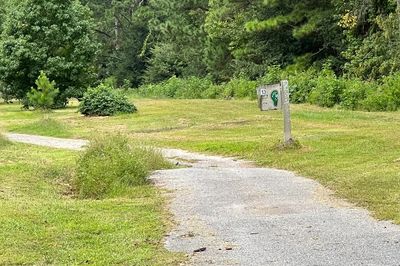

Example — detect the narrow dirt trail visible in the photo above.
[6,133,400,265]
[6,133,88,150]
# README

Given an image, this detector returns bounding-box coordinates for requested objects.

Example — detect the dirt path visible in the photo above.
[6,133,400,265]
[6,133,88,150]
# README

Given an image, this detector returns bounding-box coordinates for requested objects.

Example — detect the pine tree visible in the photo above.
[27,71,59,110]
[143,0,209,83]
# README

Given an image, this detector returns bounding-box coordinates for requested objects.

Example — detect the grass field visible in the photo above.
[1,98,399,237]
[0,139,184,265]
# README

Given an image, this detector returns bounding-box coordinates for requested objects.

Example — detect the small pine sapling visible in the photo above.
[27,71,60,110]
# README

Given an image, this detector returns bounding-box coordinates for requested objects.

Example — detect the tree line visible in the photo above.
[0,0,400,108]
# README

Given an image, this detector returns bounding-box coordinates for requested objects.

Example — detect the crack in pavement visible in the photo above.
[5,133,400,265]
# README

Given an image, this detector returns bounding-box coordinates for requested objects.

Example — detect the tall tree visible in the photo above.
[246,0,344,72]
[83,0,150,87]
[0,0,99,106]
[205,0,296,81]
[143,0,208,83]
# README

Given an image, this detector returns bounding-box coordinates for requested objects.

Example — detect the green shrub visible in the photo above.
[224,78,258,99]
[75,134,172,199]
[309,68,343,108]
[79,84,137,116]
[27,71,60,110]
[287,69,317,103]
[361,74,400,111]
[221,82,235,99]
[156,77,181,98]
[138,76,213,99]
[340,79,376,110]
[103,76,118,89]
[174,77,214,99]
[361,90,392,111]
[139,76,260,100]
[258,66,283,85]
[201,84,224,99]
[137,84,161,98]
[138,77,179,98]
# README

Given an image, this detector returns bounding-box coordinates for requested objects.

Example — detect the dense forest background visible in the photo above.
[1,0,400,111]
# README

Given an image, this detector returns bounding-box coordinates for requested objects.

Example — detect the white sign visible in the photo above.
[259,88,268,96]
[256,83,282,111]
[256,80,293,145]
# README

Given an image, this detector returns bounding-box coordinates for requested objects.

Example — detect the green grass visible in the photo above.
[1,99,400,224]
[0,103,77,137]
[0,142,184,265]
[8,117,72,138]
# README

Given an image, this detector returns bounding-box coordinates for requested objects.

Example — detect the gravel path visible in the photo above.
[152,149,400,266]
[6,133,400,265]
[6,133,88,150]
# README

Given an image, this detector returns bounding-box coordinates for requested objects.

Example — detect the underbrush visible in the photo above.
[136,68,400,112]
[75,134,172,199]
[138,76,213,99]
[138,76,260,100]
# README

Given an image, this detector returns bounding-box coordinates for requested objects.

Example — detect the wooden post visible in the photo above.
[281,80,292,144]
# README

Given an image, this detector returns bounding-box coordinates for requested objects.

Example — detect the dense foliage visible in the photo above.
[1,0,400,111]
[138,67,400,111]
[79,84,137,116]
[79,0,400,86]
[0,0,98,106]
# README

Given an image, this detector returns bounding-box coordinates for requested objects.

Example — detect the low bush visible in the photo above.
[223,78,258,99]
[341,79,376,110]
[79,84,137,116]
[75,134,172,199]
[138,76,213,99]
[309,68,343,108]
[258,66,283,85]
[174,76,214,99]
[139,76,259,99]
[201,84,224,99]
[361,74,400,111]
[287,69,317,103]
[135,67,400,113]
[361,90,392,111]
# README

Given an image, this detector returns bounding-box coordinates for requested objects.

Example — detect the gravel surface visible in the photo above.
[152,149,400,266]
[6,133,400,265]
[6,133,88,150]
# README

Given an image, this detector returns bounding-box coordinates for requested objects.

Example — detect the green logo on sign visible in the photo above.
[271,90,279,107]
